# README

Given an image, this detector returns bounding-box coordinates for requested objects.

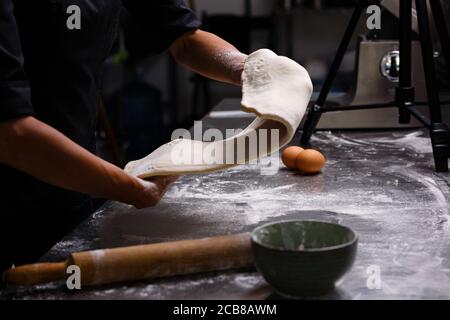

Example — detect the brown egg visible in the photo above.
[281,146,304,169]
[296,149,326,173]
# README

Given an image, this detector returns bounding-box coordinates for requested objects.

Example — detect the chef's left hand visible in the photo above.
[131,175,179,209]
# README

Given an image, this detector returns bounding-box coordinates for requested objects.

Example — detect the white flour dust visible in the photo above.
[163,130,448,228]
[335,131,432,154]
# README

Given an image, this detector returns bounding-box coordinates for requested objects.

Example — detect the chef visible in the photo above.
[0,0,247,272]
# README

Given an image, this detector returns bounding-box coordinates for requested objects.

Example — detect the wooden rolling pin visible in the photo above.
[3,233,253,286]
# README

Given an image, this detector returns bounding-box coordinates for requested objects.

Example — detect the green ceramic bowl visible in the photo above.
[251,220,358,297]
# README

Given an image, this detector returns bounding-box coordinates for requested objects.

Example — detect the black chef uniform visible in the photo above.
[0,0,200,272]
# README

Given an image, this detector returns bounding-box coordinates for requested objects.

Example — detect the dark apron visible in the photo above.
[0,0,122,272]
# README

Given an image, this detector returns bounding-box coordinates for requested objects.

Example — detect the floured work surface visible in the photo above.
[2,104,450,300]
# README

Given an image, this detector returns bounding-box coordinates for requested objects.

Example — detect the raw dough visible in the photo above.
[125,49,313,179]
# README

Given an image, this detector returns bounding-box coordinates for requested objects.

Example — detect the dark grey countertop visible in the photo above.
[2,100,450,300]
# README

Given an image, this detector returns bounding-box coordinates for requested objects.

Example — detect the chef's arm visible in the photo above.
[170,29,248,86]
[0,116,174,208]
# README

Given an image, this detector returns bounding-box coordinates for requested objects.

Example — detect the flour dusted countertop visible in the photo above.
[2,101,450,300]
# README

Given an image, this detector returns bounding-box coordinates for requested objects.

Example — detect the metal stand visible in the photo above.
[299,0,450,172]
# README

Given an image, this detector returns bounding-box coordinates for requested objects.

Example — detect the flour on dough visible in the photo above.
[125,49,313,179]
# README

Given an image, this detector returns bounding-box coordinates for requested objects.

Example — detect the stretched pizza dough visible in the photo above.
[125,49,313,179]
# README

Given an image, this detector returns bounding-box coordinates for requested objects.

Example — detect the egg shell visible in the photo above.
[296,149,326,173]
[281,146,304,169]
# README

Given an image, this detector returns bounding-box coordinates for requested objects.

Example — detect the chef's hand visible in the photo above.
[131,175,179,209]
